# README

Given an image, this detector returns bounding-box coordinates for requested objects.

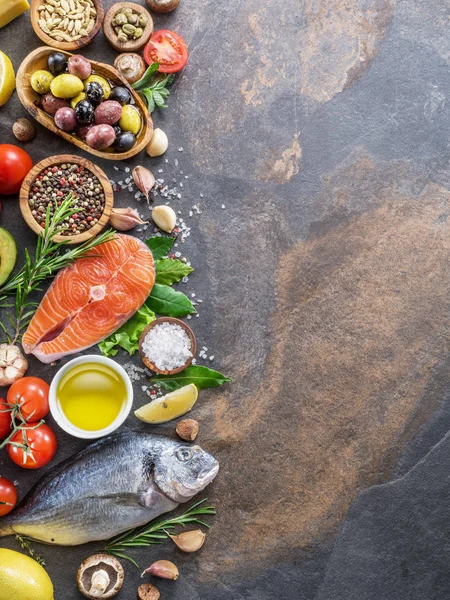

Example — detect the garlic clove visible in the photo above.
[110,207,148,231]
[169,529,206,553]
[141,560,179,580]
[146,128,168,157]
[152,205,176,233]
[132,166,155,200]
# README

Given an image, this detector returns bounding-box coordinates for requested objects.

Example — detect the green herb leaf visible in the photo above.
[152,90,167,108]
[145,236,175,260]
[132,62,160,91]
[99,305,156,357]
[146,283,196,317]
[153,365,232,390]
[139,89,155,113]
[155,258,193,285]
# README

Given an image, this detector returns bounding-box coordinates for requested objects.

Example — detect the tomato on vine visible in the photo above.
[0,399,12,439]
[7,423,57,469]
[0,477,17,516]
[7,377,50,422]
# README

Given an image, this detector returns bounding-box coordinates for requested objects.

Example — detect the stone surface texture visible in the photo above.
[0,0,449,598]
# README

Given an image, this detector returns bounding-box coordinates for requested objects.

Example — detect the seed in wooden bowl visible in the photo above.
[28,162,105,236]
[37,0,97,43]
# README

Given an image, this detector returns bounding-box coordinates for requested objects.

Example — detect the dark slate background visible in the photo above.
[1,0,450,598]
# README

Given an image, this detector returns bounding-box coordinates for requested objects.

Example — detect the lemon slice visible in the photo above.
[0,51,16,107]
[135,384,198,424]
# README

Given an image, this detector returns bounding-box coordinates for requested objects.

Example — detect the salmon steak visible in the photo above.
[23,234,155,363]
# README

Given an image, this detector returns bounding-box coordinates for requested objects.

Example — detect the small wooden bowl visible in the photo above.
[16,46,153,161]
[104,2,153,52]
[31,0,104,51]
[20,154,114,245]
[139,317,197,375]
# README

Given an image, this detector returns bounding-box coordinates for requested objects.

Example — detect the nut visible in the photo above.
[176,419,199,441]
[39,0,97,41]
[12,118,36,142]
[137,583,160,600]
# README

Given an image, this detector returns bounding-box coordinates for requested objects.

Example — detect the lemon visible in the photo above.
[135,384,198,424]
[0,51,16,107]
[0,548,54,600]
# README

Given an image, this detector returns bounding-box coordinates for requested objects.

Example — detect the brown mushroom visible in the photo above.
[114,53,147,84]
[77,554,124,599]
[145,0,180,12]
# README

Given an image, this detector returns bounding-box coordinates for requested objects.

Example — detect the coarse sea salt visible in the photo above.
[142,322,193,371]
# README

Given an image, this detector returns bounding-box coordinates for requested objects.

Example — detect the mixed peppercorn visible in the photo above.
[29,163,105,236]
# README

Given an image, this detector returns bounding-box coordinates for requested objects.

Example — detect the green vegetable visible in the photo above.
[99,305,155,357]
[146,235,175,260]
[146,283,196,317]
[155,258,193,285]
[132,62,175,113]
[152,365,232,391]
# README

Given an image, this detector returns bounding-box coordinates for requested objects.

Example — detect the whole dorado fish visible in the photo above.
[0,432,219,545]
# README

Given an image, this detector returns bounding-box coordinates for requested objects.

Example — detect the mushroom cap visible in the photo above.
[77,554,124,599]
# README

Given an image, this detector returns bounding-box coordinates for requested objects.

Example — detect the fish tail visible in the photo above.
[0,521,13,537]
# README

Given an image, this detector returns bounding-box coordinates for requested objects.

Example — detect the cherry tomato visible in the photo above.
[7,377,50,422]
[0,477,17,516]
[144,30,188,73]
[8,423,57,469]
[0,144,33,196]
[0,399,11,439]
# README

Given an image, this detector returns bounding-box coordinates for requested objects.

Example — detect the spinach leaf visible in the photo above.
[155,258,193,285]
[146,283,196,317]
[153,366,232,390]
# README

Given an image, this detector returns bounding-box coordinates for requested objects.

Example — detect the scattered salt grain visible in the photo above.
[222,204,225,209]
[142,322,193,371]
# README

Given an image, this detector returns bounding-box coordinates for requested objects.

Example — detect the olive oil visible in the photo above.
[57,362,127,431]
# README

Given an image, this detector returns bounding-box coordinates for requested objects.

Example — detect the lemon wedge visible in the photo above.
[135,384,198,424]
[0,51,15,107]
[0,549,54,600]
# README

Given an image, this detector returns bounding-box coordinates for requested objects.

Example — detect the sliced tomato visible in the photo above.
[8,423,57,469]
[0,477,17,516]
[144,30,188,73]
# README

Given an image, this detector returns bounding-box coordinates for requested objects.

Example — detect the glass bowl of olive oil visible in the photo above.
[49,355,133,439]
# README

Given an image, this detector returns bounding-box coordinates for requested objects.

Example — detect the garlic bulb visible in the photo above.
[141,560,179,580]
[0,344,28,386]
[152,205,176,233]
[110,207,148,231]
[169,529,206,553]
[146,128,168,157]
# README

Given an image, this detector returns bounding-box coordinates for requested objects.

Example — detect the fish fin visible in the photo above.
[86,493,148,508]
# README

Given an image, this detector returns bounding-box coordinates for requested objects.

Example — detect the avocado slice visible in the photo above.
[0,227,17,286]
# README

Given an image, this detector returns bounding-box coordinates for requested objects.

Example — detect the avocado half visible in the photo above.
[0,227,17,286]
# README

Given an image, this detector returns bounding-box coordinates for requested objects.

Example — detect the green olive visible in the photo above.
[119,105,141,135]
[50,74,84,99]
[30,70,54,94]
[84,75,111,100]
[70,92,87,109]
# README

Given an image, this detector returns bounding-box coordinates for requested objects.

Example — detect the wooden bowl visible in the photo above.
[31,0,104,51]
[16,46,153,161]
[104,2,153,52]
[139,317,197,375]
[20,154,114,245]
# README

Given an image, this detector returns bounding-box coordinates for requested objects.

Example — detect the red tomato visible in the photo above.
[7,377,50,422]
[8,423,57,469]
[0,477,17,516]
[0,144,33,196]
[0,399,11,439]
[144,30,188,73]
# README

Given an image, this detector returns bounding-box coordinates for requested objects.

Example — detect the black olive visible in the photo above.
[113,124,122,140]
[48,52,67,76]
[86,82,104,105]
[109,86,132,105]
[75,100,95,125]
[115,132,136,152]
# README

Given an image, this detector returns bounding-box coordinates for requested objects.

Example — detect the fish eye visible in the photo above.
[176,448,194,462]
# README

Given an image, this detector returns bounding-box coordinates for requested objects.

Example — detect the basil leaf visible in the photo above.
[153,366,232,390]
[139,89,155,113]
[99,305,156,357]
[146,236,175,260]
[132,62,160,91]
[153,91,167,108]
[146,283,196,317]
[155,259,193,285]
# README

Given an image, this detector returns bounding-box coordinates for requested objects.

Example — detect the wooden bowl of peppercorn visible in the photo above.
[19,154,114,245]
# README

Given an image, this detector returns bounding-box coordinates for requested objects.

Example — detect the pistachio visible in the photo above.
[133,27,143,39]
[122,23,136,35]
[110,207,148,231]
[138,13,148,26]
[118,31,128,43]
[132,165,155,200]
[146,128,168,157]
[114,12,127,25]
[151,205,176,233]
[176,419,199,441]
[141,560,179,580]
[169,530,206,553]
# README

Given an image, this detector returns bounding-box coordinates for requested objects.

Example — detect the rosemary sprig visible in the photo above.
[0,195,115,344]
[132,62,175,113]
[15,534,46,567]
[104,498,215,567]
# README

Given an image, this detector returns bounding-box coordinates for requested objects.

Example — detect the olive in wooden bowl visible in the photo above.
[16,46,153,161]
